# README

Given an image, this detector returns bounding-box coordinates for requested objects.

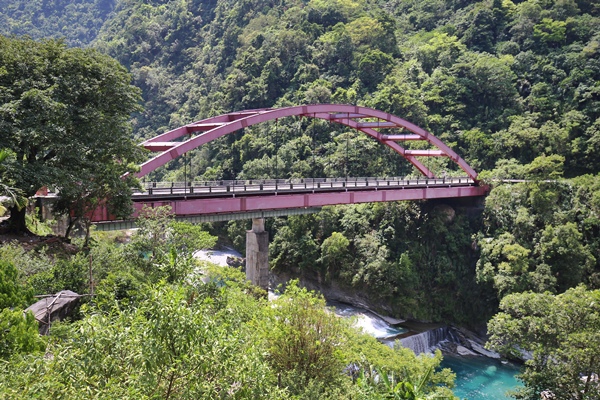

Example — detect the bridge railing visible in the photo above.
[135,176,476,196]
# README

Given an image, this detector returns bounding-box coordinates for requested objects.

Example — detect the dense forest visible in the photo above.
[1,0,600,398]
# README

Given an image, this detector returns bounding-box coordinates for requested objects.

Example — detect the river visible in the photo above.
[441,355,522,399]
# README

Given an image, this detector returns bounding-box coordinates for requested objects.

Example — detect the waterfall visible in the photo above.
[329,301,407,339]
[399,327,456,355]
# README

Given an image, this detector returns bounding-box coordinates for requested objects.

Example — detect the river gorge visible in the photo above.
[196,248,522,399]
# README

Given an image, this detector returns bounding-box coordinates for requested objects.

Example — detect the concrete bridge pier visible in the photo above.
[246,218,269,290]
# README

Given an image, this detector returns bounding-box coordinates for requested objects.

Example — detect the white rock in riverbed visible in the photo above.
[468,340,501,359]
[194,247,242,266]
[456,345,478,356]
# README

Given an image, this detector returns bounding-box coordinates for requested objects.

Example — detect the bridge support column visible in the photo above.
[246,218,269,290]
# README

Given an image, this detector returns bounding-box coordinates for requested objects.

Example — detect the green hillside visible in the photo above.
[2,0,599,179]
[87,0,600,181]
[1,2,600,396]
[0,0,115,47]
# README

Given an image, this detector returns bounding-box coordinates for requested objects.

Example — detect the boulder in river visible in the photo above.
[468,339,501,359]
[456,345,478,356]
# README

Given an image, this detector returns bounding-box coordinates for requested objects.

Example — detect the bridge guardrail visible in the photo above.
[136,176,475,196]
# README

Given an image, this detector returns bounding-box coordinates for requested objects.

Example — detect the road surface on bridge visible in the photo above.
[137,176,478,200]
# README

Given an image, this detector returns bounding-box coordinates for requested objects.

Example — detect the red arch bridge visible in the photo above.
[89,104,487,227]
[81,104,488,288]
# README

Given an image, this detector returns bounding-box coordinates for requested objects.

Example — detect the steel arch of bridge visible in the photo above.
[136,104,478,181]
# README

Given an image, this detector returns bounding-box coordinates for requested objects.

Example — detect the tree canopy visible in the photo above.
[0,35,144,233]
[488,287,600,400]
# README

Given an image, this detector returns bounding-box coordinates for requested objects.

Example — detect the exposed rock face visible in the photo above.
[468,340,501,359]
[456,345,478,356]
[26,290,80,335]
[516,347,533,362]
[270,269,390,315]
[271,269,507,361]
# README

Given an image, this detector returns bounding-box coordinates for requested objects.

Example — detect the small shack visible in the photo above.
[26,290,80,335]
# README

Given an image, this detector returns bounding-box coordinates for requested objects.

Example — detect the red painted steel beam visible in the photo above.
[143,142,178,151]
[404,150,445,157]
[316,115,436,178]
[356,122,397,128]
[330,113,368,119]
[382,134,424,141]
[188,122,228,131]
[88,185,488,222]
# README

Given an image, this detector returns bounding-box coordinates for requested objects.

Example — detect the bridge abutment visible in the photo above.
[245,218,269,290]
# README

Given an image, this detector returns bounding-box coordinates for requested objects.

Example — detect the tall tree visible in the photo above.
[488,286,600,400]
[0,36,144,234]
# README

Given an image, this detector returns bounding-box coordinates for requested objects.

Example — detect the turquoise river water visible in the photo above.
[441,355,522,399]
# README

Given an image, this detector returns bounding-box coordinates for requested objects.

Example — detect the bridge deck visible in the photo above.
[86,177,487,223]
[136,177,477,200]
